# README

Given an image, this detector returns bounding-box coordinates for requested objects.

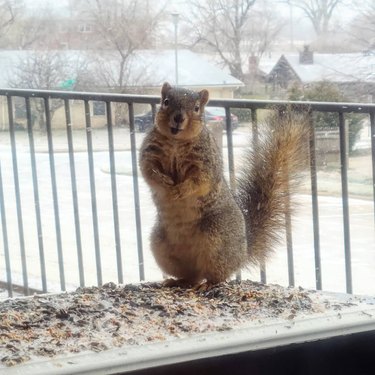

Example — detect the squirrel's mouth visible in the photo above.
[170,126,182,135]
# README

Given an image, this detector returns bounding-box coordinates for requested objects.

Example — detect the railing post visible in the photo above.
[338,111,352,294]
[64,98,85,288]
[370,111,375,223]
[106,101,123,284]
[224,107,242,282]
[277,106,296,287]
[44,97,66,292]
[84,100,103,287]
[7,96,29,295]
[284,184,295,288]
[225,107,236,190]
[309,110,322,290]
[0,161,13,297]
[128,102,145,281]
[251,108,267,284]
[26,97,47,293]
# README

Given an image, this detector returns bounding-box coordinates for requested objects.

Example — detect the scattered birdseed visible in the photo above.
[0,280,365,368]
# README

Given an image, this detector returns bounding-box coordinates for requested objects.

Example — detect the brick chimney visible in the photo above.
[299,45,314,64]
[248,53,259,74]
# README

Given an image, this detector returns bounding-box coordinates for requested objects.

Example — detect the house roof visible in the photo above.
[257,55,280,76]
[0,49,243,89]
[92,49,243,88]
[268,53,375,83]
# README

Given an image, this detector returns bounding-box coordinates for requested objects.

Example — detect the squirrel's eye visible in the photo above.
[163,99,169,107]
[194,105,200,112]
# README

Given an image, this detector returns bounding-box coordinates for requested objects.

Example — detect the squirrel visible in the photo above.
[139,82,309,288]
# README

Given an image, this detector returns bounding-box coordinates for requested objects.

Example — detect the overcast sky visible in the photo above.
[24,0,362,43]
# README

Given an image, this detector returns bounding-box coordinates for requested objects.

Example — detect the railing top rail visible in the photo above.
[0,88,161,105]
[0,87,374,113]
[208,98,375,113]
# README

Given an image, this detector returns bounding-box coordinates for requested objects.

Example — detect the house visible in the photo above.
[88,49,243,97]
[0,49,243,130]
[264,47,375,101]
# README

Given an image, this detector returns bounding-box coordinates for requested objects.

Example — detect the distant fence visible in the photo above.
[0,88,374,297]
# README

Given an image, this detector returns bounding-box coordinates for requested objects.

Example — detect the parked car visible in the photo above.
[204,107,239,129]
[134,106,239,132]
[134,110,155,132]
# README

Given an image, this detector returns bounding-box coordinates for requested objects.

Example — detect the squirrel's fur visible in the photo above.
[139,82,309,287]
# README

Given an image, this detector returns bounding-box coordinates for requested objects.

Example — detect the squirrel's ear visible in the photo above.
[161,82,172,99]
[199,89,209,106]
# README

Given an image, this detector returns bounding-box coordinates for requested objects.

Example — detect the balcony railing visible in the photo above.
[0,88,374,298]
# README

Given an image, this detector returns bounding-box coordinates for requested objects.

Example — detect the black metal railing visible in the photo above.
[0,88,374,298]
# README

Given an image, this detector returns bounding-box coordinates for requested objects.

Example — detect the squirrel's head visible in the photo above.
[156,82,209,140]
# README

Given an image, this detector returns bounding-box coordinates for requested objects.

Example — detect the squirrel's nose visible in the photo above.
[173,113,184,124]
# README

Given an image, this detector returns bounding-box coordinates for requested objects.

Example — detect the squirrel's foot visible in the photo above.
[162,278,222,291]
[193,281,220,292]
[162,278,193,288]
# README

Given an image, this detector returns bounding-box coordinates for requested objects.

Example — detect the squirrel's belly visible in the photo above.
[157,200,203,244]
[157,199,201,224]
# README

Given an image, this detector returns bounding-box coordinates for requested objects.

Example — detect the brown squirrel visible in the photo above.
[139,82,309,288]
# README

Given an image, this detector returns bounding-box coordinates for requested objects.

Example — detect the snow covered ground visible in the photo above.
[0,125,374,298]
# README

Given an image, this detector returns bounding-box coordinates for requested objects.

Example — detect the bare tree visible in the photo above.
[9,51,89,130]
[243,2,286,59]
[348,1,375,51]
[189,0,255,82]
[85,0,166,90]
[79,0,166,124]
[0,1,65,49]
[0,0,22,46]
[15,7,59,49]
[188,0,284,82]
[285,0,343,36]
[0,0,17,29]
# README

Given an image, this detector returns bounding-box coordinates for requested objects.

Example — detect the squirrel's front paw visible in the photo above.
[170,187,183,200]
[170,185,189,200]
[152,169,174,186]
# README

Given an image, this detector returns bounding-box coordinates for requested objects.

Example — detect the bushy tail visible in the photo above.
[236,109,310,264]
